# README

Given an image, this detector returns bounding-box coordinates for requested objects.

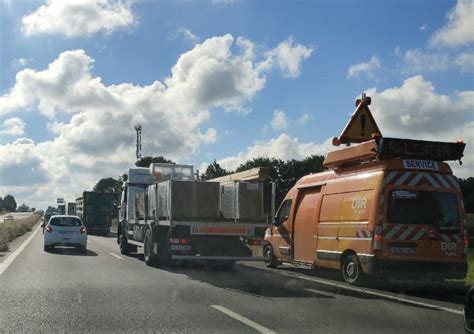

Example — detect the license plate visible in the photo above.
[170,245,192,251]
[390,247,415,254]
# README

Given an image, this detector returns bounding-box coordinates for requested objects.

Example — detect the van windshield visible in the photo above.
[387,190,460,233]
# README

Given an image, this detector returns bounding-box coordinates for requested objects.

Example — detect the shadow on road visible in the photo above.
[46,247,98,257]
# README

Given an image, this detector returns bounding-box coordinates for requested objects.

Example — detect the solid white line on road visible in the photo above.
[0,225,41,275]
[274,269,463,316]
[211,305,275,334]
[109,252,124,260]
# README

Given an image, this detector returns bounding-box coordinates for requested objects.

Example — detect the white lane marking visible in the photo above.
[274,270,462,316]
[0,225,41,275]
[211,305,275,334]
[109,252,124,260]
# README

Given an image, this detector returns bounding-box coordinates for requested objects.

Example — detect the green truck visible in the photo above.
[76,191,115,235]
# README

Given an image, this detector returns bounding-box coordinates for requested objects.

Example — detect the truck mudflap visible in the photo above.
[368,257,467,280]
[171,255,267,261]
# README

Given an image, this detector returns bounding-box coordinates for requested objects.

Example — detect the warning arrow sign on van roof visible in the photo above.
[334,95,382,145]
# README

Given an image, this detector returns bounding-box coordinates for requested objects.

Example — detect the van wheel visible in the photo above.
[144,229,159,267]
[264,245,279,269]
[342,254,363,285]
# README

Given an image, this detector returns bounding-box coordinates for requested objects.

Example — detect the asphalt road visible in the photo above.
[0,212,32,223]
[0,227,466,333]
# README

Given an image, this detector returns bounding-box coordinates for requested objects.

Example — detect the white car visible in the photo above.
[3,215,14,222]
[43,215,87,252]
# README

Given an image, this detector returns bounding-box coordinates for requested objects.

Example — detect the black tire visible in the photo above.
[264,245,279,269]
[78,246,87,253]
[144,229,159,267]
[44,245,50,252]
[341,254,363,285]
[119,234,130,255]
[220,261,235,270]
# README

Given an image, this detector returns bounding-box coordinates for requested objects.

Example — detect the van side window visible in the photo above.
[275,200,292,226]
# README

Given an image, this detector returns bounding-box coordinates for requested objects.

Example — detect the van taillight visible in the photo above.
[80,227,86,234]
[464,230,469,255]
[46,226,53,233]
[373,225,383,253]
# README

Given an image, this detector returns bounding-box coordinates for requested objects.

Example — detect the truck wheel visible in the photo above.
[119,235,130,255]
[264,245,279,269]
[144,229,158,267]
[341,254,363,285]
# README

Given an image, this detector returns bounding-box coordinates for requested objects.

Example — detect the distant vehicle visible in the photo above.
[118,164,269,268]
[264,137,468,285]
[17,204,30,212]
[43,209,58,225]
[67,202,76,215]
[57,204,66,215]
[43,215,87,252]
[76,192,114,235]
[3,215,14,222]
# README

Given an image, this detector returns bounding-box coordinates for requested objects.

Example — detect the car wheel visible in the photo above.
[44,245,50,252]
[144,229,159,267]
[341,254,363,285]
[264,245,279,269]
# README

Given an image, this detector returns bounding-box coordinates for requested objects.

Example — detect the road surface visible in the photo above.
[0,226,466,333]
[0,212,33,223]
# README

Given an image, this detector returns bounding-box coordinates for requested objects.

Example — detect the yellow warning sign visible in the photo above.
[336,96,382,144]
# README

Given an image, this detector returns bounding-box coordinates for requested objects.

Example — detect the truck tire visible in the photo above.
[341,253,363,285]
[144,228,159,267]
[264,245,279,269]
[119,234,130,255]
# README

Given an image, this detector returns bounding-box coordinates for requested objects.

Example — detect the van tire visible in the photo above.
[144,228,159,267]
[341,254,363,285]
[264,245,279,269]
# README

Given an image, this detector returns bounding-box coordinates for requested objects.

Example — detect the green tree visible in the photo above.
[135,156,175,168]
[460,177,474,213]
[201,160,229,180]
[1,194,17,212]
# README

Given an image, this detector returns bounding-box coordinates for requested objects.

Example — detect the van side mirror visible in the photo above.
[464,288,474,332]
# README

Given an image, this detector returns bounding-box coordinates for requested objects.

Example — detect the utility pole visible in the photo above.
[134,125,142,160]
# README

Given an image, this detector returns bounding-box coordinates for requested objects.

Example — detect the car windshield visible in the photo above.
[387,190,460,233]
[49,217,82,227]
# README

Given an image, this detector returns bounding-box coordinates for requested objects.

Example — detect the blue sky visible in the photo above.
[0,0,473,208]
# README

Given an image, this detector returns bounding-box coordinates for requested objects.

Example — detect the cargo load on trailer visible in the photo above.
[76,191,115,235]
[264,96,468,284]
[118,164,270,268]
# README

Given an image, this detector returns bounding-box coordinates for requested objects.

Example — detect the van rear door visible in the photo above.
[382,189,463,262]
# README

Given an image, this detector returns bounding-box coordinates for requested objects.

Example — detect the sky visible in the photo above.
[0,0,473,209]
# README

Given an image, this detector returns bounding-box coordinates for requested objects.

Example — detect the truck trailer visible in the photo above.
[117,164,269,268]
[76,191,114,235]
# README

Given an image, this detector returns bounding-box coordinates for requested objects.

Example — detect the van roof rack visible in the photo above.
[323,137,465,169]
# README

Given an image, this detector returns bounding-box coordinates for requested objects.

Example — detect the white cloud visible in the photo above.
[171,28,199,45]
[431,0,474,47]
[261,36,313,78]
[216,134,333,171]
[347,56,380,79]
[0,34,312,207]
[21,0,136,38]
[455,51,474,72]
[0,117,26,136]
[365,75,474,177]
[11,58,32,68]
[297,113,313,125]
[200,128,218,143]
[419,24,428,32]
[402,49,450,72]
[271,109,288,130]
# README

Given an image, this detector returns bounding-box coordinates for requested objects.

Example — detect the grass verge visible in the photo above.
[0,213,42,252]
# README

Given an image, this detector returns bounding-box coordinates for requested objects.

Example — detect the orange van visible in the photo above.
[264,137,468,284]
